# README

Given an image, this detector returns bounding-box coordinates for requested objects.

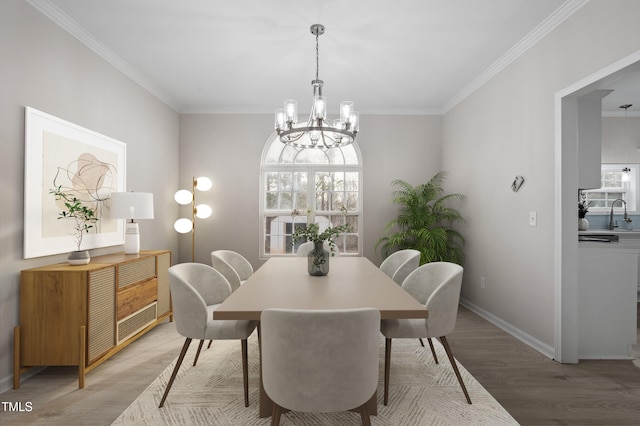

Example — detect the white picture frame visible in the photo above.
[24,107,126,258]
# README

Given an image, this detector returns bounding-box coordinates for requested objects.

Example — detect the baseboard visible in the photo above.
[460,298,555,360]
[0,366,45,394]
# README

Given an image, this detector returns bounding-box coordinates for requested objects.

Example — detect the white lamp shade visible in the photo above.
[195,204,212,219]
[174,189,193,205]
[174,218,193,233]
[195,176,212,191]
[110,192,154,220]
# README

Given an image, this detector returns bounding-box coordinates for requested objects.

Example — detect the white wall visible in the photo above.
[443,0,640,353]
[176,114,442,268]
[0,0,181,391]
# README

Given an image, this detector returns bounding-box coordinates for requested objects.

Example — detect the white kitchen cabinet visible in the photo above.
[577,244,638,359]
[577,89,613,189]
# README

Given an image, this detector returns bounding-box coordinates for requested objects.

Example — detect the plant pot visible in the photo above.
[308,242,330,276]
[578,217,589,231]
[68,250,90,265]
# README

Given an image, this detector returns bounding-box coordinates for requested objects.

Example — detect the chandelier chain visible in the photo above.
[315,30,320,82]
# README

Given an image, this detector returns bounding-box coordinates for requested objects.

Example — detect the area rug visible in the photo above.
[112,333,518,425]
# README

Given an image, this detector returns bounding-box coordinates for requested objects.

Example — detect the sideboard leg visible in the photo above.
[79,326,86,389]
[13,326,21,389]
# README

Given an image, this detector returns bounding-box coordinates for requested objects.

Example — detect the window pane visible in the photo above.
[345,172,359,191]
[343,145,358,164]
[331,192,345,210]
[265,172,278,191]
[296,148,329,164]
[346,192,359,210]
[293,172,308,190]
[345,215,359,230]
[279,172,293,191]
[345,235,359,254]
[294,192,307,210]
[279,192,293,210]
[333,172,345,191]
[326,148,345,164]
[264,142,283,164]
[266,192,278,209]
[281,145,297,163]
[264,216,296,254]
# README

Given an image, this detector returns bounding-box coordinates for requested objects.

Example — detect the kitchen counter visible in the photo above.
[579,229,640,249]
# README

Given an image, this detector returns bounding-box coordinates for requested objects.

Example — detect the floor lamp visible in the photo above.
[110,192,155,254]
[174,176,212,262]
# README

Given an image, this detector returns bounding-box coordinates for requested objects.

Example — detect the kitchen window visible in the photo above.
[582,163,638,213]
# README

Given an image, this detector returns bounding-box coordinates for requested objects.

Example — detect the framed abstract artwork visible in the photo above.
[23,107,126,258]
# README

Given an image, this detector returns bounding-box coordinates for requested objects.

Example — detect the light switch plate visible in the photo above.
[529,211,537,227]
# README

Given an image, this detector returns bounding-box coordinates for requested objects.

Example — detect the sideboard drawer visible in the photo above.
[118,256,156,288]
[117,278,158,321]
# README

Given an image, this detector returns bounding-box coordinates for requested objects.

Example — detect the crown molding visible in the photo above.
[26,0,181,111]
[442,0,589,114]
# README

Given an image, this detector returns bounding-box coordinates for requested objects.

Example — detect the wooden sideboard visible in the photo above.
[14,250,172,389]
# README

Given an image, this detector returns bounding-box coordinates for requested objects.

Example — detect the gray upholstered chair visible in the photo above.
[379,249,421,285]
[159,263,257,408]
[261,308,380,425]
[211,250,254,292]
[295,241,336,256]
[380,262,471,406]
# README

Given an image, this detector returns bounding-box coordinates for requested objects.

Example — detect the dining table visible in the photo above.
[213,256,428,418]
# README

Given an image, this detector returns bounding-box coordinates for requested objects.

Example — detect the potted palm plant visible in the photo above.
[50,185,99,265]
[376,172,465,265]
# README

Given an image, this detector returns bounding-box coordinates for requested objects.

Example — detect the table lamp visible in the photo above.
[110,192,155,254]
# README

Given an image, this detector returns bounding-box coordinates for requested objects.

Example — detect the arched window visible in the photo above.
[260,133,363,258]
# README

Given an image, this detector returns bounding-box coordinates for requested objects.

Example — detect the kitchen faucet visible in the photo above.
[608,198,632,230]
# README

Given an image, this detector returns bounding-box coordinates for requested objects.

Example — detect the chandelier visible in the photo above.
[275,24,359,150]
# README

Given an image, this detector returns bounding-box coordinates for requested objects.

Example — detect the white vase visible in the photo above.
[578,217,589,231]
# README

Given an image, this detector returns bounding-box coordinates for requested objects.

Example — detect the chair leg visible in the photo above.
[193,339,205,366]
[358,403,371,426]
[241,339,249,407]
[207,340,213,349]
[419,338,424,347]
[159,338,192,408]
[271,403,282,425]
[384,338,392,406]
[439,336,472,404]
[427,337,439,364]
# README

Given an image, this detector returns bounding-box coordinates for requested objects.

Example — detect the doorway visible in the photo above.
[555,50,640,363]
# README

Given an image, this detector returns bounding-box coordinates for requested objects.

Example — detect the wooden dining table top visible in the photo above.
[213,256,428,320]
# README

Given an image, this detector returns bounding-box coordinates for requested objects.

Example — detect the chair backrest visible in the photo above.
[261,308,380,413]
[402,262,464,337]
[295,241,338,256]
[168,263,232,339]
[379,249,421,285]
[211,250,253,292]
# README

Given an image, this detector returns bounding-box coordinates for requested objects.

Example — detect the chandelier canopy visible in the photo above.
[275,24,359,150]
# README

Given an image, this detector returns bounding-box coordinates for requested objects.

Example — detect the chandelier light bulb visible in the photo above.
[174,218,193,233]
[195,176,212,191]
[195,204,212,219]
[174,189,193,205]
[284,100,298,125]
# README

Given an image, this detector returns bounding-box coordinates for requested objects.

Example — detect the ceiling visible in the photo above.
[28,0,638,115]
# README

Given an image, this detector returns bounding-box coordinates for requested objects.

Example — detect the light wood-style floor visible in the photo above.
[2,305,639,425]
